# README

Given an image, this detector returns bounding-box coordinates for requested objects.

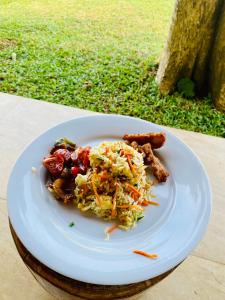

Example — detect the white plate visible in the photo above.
[7,115,211,285]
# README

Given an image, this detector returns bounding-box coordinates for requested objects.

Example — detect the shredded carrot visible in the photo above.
[117,204,143,211]
[81,183,88,194]
[139,199,160,206]
[91,177,101,206]
[100,170,108,182]
[123,150,132,156]
[120,150,135,171]
[111,183,119,217]
[126,183,141,197]
[117,205,130,209]
[133,250,158,259]
[126,154,136,173]
[139,199,149,206]
[148,200,160,206]
[106,224,118,234]
[120,149,125,156]
[130,192,139,201]
[105,147,110,155]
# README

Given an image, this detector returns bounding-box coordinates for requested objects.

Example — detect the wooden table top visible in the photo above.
[0,93,225,300]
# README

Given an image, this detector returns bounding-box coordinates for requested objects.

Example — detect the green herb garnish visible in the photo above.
[69,222,75,227]
[54,137,76,148]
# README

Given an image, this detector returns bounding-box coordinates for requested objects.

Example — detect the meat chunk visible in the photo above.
[52,178,75,203]
[123,132,166,149]
[128,141,169,182]
[140,143,169,182]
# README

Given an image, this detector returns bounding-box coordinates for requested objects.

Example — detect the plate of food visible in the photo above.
[7,114,211,285]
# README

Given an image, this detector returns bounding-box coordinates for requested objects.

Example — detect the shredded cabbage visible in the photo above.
[74,141,152,230]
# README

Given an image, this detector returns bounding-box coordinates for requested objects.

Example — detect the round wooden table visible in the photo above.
[10,221,179,299]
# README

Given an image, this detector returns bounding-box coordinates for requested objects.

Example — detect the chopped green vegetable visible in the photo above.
[54,137,76,151]
[55,137,75,146]
[63,137,76,146]
[137,216,144,222]
[69,222,75,227]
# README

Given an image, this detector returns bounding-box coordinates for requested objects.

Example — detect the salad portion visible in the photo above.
[43,133,169,230]
[75,141,150,229]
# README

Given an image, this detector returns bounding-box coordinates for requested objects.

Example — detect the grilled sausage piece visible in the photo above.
[141,143,169,183]
[123,132,166,149]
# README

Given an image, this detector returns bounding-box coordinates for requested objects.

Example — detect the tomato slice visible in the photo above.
[43,154,64,176]
[54,149,71,162]
[71,147,90,169]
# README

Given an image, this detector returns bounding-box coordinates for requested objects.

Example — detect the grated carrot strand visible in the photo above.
[111,183,119,217]
[126,183,141,197]
[106,224,118,234]
[133,250,158,259]
[148,200,160,206]
[91,176,101,206]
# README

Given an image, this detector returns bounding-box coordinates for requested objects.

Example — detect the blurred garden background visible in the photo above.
[0,0,224,136]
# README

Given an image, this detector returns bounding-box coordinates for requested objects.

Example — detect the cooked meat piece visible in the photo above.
[52,178,74,203]
[52,178,66,200]
[123,132,166,148]
[140,143,169,182]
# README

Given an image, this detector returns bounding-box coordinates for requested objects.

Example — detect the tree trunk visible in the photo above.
[209,2,225,111]
[156,0,223,96]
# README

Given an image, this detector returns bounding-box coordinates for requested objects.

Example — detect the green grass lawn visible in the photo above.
[0,0,224,137]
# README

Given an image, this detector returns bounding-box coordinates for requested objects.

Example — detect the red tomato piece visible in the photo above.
[71,147,90,169]
[54,149,71,162]
[71,166,80,176]
[43,154,64,176]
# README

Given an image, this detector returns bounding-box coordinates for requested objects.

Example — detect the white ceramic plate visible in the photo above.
[7,115,211,285]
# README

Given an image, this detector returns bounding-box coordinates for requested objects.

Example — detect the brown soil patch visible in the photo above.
[0,38,17,49]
